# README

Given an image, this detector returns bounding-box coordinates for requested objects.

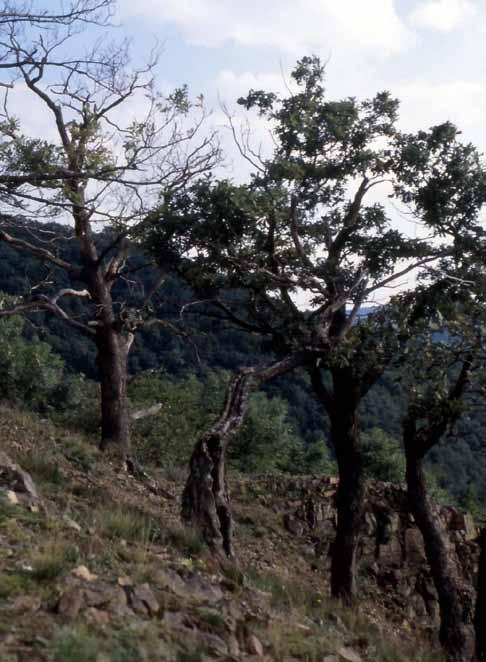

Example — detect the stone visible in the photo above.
[336,646,362,662]
[63,516,81,532]
[84,607,110,625]
[448,510,477,540]
[228,635,240,657]
[83,583,129,615]
[463,514,477,542]
[247,633,264,657]
[377,538,402,567]
[12,594,41,612]
[283,513,305,536]
[72,565,98,582]
[404,528,426,564]
[155,568,223,605]
[0,452,39,504]
[58,587,84,619]
[6,490,18,505]
[128,583,159,616]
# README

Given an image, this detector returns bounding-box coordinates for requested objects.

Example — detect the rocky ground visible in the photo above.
[0,404,469,661]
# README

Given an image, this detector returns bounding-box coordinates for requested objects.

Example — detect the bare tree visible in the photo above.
[0,1,220,457]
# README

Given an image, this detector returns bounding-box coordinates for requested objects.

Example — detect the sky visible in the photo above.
[116,0,486,159]
[112,0,486,303]
[3,0,485,303]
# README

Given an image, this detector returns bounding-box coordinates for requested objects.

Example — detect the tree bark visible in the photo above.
[405,440,467,662]
[309,363,366,605]
[96,325,131,455]
[475,528,486,661]
[328,370,364,604]
[182,353,306,556]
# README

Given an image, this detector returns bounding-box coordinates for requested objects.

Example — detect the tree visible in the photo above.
[145,56,486,600]
[0,0,219,456]
[400,293,485,662]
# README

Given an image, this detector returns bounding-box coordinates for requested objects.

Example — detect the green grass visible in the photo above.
[247,568,320,612]
[161,526,207,557]
[53,629,141,662]
[95,504,154,542]
[196,608,227,636]
[0,571,34,598]
[63,438,98,472]
[54,631,100,662]
[15,450,64,486]
[30,541,79,581]
[176,653,203,662]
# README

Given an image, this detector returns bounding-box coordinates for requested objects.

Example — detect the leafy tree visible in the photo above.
[400,294,486,662]
[0,0,219,458]
[146,56,486,600]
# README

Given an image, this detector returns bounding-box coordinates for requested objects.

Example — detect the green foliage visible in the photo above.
[130,370,324,475]
[229,391,310,474]
[0,313,64,411]
[130,372,217,467]
[361,428,405,483]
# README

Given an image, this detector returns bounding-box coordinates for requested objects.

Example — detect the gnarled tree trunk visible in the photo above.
[404,432,467,662]
[182,353,306,556]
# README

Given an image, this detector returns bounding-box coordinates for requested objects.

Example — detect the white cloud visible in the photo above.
[396,79,486,151]
[215,70,288,102]
[119,0,413,57]
[409,0,476,32]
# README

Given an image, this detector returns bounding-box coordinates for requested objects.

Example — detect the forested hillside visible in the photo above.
[2,228,486,509]
[3,6,486,659]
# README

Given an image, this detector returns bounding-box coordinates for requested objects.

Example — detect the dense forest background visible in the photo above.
[1,223,485,512]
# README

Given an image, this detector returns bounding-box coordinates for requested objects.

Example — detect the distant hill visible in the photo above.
[1,221,486,508]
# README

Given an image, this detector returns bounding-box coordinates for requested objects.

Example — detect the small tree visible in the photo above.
[399,291,485,662]
[0,0,219,456]
[146,57,486,599]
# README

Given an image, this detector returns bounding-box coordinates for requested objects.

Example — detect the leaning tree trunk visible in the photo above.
[475,528,486,661]
[96,325,131,455]
[182,371,253,556]
[182,353,306,556]
[405,443,467,662]
[328,394,365,604]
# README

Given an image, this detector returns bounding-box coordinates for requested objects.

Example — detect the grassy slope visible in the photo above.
[0,404,443,662]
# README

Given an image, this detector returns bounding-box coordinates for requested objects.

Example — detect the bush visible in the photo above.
[130,369,333,475]
[0,313,64,411]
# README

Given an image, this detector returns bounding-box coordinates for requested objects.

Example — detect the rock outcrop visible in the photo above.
[0,451,39,506]
[262,475,479,644]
